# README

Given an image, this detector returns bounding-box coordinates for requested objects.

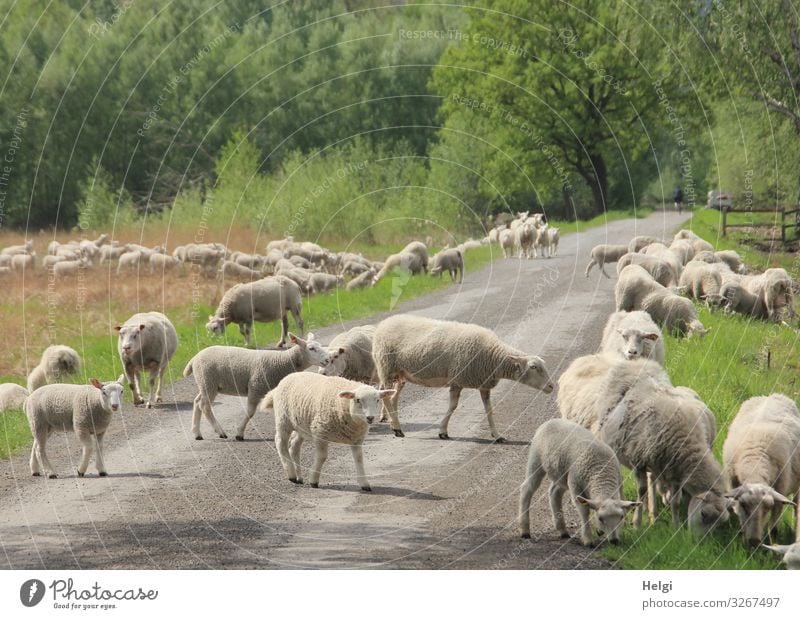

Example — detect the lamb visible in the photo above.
[515,222,535,259]
[628,235,661,253]
[0,383,29,412]
[27,345,82,392]
[715,250,746,274]
[346,268,376,290]
[261,373,394,490]
[640,287,709,337]
[183,333,328,440]
[764,543,800,570]
[372,314,554,441]
[371,251,423,284]
[546,227,560,256]
[218,260,262,281]
[24,378,124,478]
[99,243,129,264]
[1,239,33,256]
[319,325,378,383]
[596,360,730,533]
[114,311,178,407]
[499,228,515,258]
[532,225,551,258]
[308,272,343,295]
[722,394,800,546]
[616,253,678,287]
[429,248,463,283]
[206,276,304,347]
[740,268,795,321]
[116,250,143,273]
[599,310,664,364]
[518,419,638,546]
[12,253,35,272]
[149,253,180,274]
[53,258,91,279]
[585,244,628,278]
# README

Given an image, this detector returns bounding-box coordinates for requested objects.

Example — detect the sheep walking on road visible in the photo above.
[0,383,29,412]
[27,345,82,392]
[585,244,628,278]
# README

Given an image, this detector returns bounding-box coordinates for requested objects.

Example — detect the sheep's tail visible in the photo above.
[260,391,274,411]
[183,360,194,378]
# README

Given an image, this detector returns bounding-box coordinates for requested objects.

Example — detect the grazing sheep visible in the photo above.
[308,272,343,295]
[642,242,683,280]
[233,252,266,270]
[275,264,314,293]
[206,276,304,347]
[53,258,91,279]
[764,543,800,570]
[429,248,464,283]
[401,241,429,273]
[218,260,262,281]
[372,251,423,284]
[114,311,178,408]
[262,373,395,490]
[678,260,723,301]
[715,250,746,274]
[599,310,664,364]
[641,287,709,337]
[99,243,129,264]
[116,250,143,273]
[25,378,124,478]
[740,268,795,321]
[288,255,313,269]
[719,281,767,319]
[1,240,33,256]
[616,253,678,287]
[615,264,663,311]
[668,239,695,265]
[692,250,721,264]
[519,419,638,546]
[499,229,515,258]
[266,237,295,254]
[673,229,700,241]
[0,383,29,412]
[319,325,378,383]
[628,235,661,253]
[183,333,328,440]
[342,260,372,277]
[372,314,554,441]
[597,360,729,533]
[692,238,715,254]
[27,345,82,392]
[11,253,35,272]
[186,245,225,273]
[585,244,628,278]
[346,269,376,290]
[149,253,180,274]
[723,394,800,546]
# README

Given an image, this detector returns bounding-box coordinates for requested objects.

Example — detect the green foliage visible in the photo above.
[76,158,135,231]
[0,408,31,461]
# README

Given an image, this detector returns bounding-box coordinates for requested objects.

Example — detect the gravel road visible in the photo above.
[0,211,686,569]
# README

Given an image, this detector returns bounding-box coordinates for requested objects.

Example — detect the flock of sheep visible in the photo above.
[1,216,799,571]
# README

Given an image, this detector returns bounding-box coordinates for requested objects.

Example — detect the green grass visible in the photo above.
[0,409,32,460]
[550,206,654,235]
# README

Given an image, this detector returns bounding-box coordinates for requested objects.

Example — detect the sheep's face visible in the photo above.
[339,387,395,423]
[764,544,800,570]
[727,484,794,547]
[687,320,709,339]
[91,379,123,412]
[205,316,226,337]
[687,491,731,536]
[115,323,146,357]
[294,333,328,366]
[577,496,638,544]
[516,356,554,393]
[617,328,659,360]
[318,347,346,377]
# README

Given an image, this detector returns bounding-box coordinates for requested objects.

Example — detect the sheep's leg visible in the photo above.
[293,308,305,339]
[29,440,41,476]
[235,395,260,441]
[549,482,569,538]
[599,260,610,278]
[152,366,166,404]
[438,385,462,440]
[191,393,205,440]
[573,495,594,547]
[350,444,371,492]
[584,259,595,277]
[480,388,505,443]
[519,452,546,538]
[201,395,227,439]
[76,432,93,477]
[125,364,143,405]
[308,439,329,488]
[145,368,157,408]
[669,485,683,528]
[95,433,107,476]
[289,432,305,484]
[35,429,57,478]
[242,322,254,347]
[383,381,405,437]
[276,427,300,483]
[458,267,463,284]
[647,472,658,520]
[633,469,648,528]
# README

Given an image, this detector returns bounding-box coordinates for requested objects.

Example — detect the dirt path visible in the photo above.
[0,211,686,569]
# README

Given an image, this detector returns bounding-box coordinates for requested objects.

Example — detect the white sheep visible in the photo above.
[429,248,463,282]
[372,314,554,441]
[218,260,262,281]
[371,251,423,284]
[183,333,328,440]
[642,242,683,281]
[27,345,82,392]
[116,250,143,273]
[11,253,35,272]
[0,383,29,412]
[599,310,664,364]
[346,268,376,290]
[308,272,343,295]
[25,378,124,478]
[114,311,178,407]
[640,287,709,337]
[678,260,723,301]
[261,373,394,491]
[740,268,795,321]
[206,276,304,347]
[499,228,515,258]
[53,257,91,279]
[715,250,746,274]
[149,253,180,274]
[401,241,429,273]
[533,224,551,258]
[99,243,129,264]
[585,244,628,278]
[1,239,33,256]
[615,264,663,311]
[546,227,560,256]
[628,235,661,253]
[519,418,638,546]
[668,238,695,265]
[616,253,678,287]
[319,325,378,383]
[763,543,800,569]
[723,394,800,546]
[515,222,535,259]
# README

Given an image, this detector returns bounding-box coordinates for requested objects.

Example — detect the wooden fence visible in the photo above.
[721,205,800,242]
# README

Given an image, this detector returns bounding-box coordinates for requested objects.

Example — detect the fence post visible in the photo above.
[721,206,727,237]
[781,206,786,243]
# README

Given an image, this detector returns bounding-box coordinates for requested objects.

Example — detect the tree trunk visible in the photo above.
[577,152,609,216]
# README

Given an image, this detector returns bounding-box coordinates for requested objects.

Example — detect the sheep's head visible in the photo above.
[339,386,395,424]
[290,333,328,366]
[576,496,639,544]
[616,327,659,360]
[513,355,554,393]
[726,484,795,547]
[686,319,710,338]
[91,378,123,412]
[318,347,346,377]
[115,323,147,357]
[205,315,226,336]
[763,543,800,570]
[687,490,731,536]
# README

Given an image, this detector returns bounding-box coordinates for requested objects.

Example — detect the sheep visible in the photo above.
[599,310,664,364]
[288,255,313,270]
[116,250,143,273]
[488,227,501,243]
[678,260,723,301]
[308,272,343,295]
[318,325,378,383]
[764,543,800,569]
[0,383,29,412]
[114,311,178,408]
[0,266,10,277]
[740,268,796,321]
[233,252,266,270]
[595,359,730,533]
[183,333,328,440]
[1,239,33,256]
[533,225,551,258]
[41,255,62,270]
[372,314,554,441]
[24,378,124,478]
[0,254,10,268]
[186,245,225,273]
[401,241,429,273]
[27,345,82,392]
[518,419,638,546]
[53,258,91,279]
[722,394,800,546]
[715,250,746,274]
[99,243,129,264]
[673,229,700,241]
[206,276,304,347]
[11,253,35,272]
[275,264,314,293]
[499,229,515,258]
[692,238,715,254]
[616,253,678,287]
[372,251,423,284]
[218,260,262,282]
[641,287,709,337]
[628,235,661,253]
[266,237,295,254]
[668,239,695,265]
[515,222,535,259]
[429,248,463,283]
[346,268,376,290]
[691,250,720,264]
[615,264,664,311]
[719,281,767,319]
[546,227,560,256]
[642,242,683,280]
[458,239,484,252]
[341,260,372,277]
[585,244,628,278]
[261,373,395,490]
[147,252,179,274]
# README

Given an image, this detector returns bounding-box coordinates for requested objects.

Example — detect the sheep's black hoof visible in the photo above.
[99,472,107,477]
[438,433,449,440]
[310,482,319,488]
[219,433,228,439]
[289,478,303,485]
[559,532,570,539]
[521,533,531,539]
[235,435,244,441]
[48,474,58,479]
[493,436,507,444]
[195,436,203,441]
[77,471,84,477]
[393,429,405,438]
[361,486,372,492]
[32,472,41,477]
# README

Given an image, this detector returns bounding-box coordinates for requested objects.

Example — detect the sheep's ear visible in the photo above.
[139,324,146,331]
[620,501,641,511]
[575,496,597,509]
[113,325,122,332]
[117,374,126,384]
[771,490,796,506]
[644,333,659,341]
[288,332,298,344]
[338,391,356,400]
[724,487,743,500]
[378,389,396,400]
[90,378,103,389]
[337,347,345,355]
